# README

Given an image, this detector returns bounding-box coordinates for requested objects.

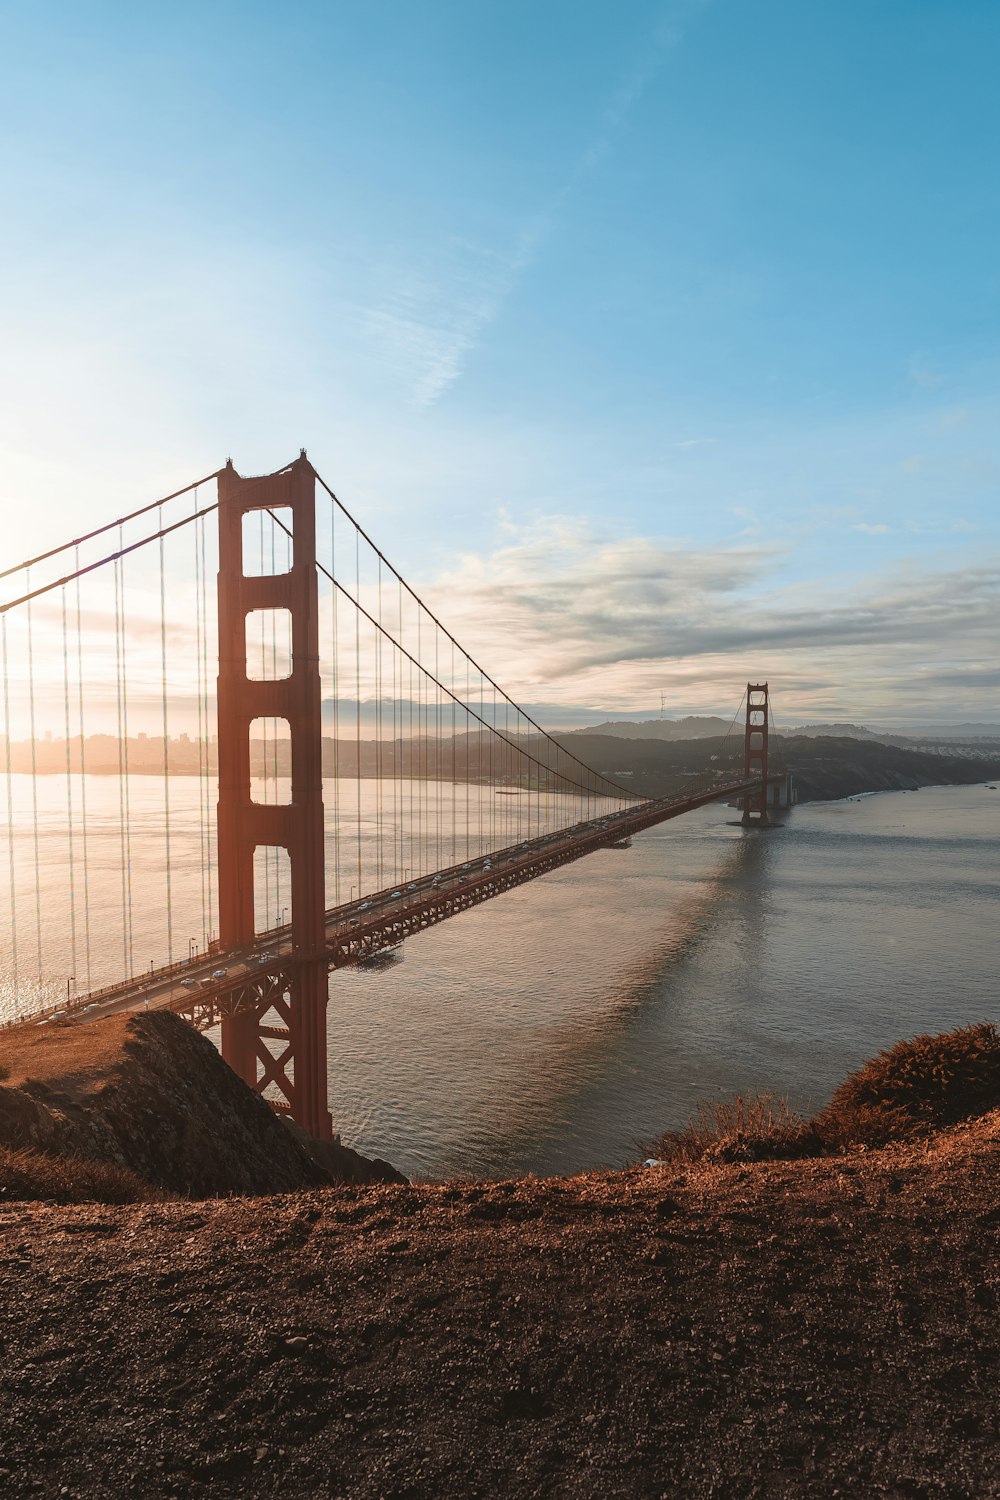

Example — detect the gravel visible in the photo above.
[0,1111,996,1498]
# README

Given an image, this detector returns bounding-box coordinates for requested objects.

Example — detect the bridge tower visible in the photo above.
[742,682,770,827]
[216,454,333,1139]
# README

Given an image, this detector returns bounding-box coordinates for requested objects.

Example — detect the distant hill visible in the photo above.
[554,731,1000,804]
[568,716,733,741]
[571,717,1000,750]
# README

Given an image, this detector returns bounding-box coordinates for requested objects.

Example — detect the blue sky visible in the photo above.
[1,0,998,725]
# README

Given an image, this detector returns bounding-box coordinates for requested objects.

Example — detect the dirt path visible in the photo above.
[0,1113,997,1498]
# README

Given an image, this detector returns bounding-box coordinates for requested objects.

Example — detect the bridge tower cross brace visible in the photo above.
[216,455,333,1140]
[742,681,770,827]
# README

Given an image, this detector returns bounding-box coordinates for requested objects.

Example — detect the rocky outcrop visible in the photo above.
[0,1011,404,1196]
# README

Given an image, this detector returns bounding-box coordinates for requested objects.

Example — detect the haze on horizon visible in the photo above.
[1,1,998,730]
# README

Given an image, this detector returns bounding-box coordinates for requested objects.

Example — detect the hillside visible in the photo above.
[0,1110,995,1497]
[558,731,1000,804]
[0,1012,403,1196]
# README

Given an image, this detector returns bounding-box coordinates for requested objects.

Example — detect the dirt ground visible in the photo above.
[0,1014,133,1094]
[0,1111,996,1499]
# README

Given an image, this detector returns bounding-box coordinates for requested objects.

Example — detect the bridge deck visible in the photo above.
[47,775,778,1031]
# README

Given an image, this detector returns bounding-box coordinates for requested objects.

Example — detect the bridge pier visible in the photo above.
[216,454,333,1140]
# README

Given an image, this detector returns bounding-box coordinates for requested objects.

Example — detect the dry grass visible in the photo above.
[815,1021,1000,1149]
[0,1146,165,1204]
[650,1023,1000,1164]
[649,1091,820,1165]
[0,1012,130,1096]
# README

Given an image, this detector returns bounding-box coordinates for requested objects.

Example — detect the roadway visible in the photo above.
[46,774,776,1030]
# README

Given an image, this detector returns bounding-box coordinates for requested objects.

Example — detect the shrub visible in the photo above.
[0,1147,164,1204]
[648,1092,820,1165]
[814,1022,1000,1150]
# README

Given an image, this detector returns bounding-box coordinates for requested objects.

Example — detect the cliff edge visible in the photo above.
[0,1011,404,1197]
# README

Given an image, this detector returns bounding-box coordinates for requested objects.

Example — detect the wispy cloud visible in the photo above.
[419,515,1000,722]
[852,522,891,534]
[363,4,702,406]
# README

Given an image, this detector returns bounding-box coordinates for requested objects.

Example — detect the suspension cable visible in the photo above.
[0,501,219,615]
[0,468,224,584]
[310,464,636,801]
[288,570,627,808]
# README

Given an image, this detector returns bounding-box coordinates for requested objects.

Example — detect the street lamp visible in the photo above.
[189,938,196,962]
[281,906,288,927]
[66,976,75,1009]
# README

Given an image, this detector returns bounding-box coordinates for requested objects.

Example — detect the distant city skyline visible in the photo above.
[1,2,998,724]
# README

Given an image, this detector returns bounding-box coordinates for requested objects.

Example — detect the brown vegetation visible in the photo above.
[0,1111,996,1497]
[650,1022,1000,1165]
[0,1145,160,1204]
[0,1011,404,1199]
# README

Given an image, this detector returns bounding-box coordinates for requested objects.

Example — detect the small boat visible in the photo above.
[608,836,632,850]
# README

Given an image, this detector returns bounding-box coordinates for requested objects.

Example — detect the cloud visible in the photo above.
[415,516,1000,722]
[852,522,891,534]
[362,4,700,406]
[908,354,946,390]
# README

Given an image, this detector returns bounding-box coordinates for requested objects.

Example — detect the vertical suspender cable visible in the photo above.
[271,516,280,925]
[194,501,209,949]
[119,530,134,976]
[60,587,77,987]
[435,624,441,869]
[159,519,173,966]
[25,574,42,983]
[74,552,92,989]
[376,558,383,888]
[2,618,18,1006]
[200,513,214,946]
[259,513,270,925]
[355,528,362,893]
[330,505,341,906]
[113,557,129,980]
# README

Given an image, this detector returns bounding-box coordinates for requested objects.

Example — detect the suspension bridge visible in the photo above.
[0,454,790,1139]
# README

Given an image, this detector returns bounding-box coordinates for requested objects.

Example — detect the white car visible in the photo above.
[390,890,401,899]
[182,978,198,989]
[212,968,228,980]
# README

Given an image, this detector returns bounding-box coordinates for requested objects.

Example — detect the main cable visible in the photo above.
[0,468,224,584]
[311,465,636,803]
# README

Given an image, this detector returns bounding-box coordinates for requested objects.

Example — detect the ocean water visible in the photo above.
[328,783,999,1179]
[1,777,997,1180]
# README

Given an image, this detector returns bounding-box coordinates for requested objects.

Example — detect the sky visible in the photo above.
[1,0,999,728]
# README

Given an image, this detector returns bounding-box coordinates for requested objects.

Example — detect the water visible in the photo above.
[330,783,999,1178]
[1,777,997,1180]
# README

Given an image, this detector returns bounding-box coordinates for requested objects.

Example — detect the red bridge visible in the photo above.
[1,455,791,1139]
